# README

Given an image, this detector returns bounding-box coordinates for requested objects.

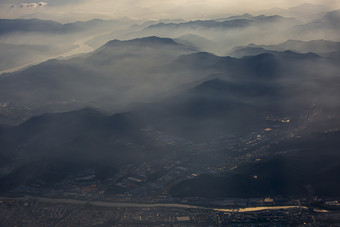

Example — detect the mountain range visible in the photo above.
[0,8,339,199]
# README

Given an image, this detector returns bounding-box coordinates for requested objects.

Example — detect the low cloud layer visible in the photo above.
[18,2,47,8]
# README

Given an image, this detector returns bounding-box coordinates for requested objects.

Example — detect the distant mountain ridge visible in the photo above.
[145,15,298,31]
[229,39,340,58]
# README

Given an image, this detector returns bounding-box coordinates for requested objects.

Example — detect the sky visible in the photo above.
[1,0,339,21]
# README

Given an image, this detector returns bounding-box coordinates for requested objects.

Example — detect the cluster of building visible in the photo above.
[9,116,294,204]
[1,197,340,226]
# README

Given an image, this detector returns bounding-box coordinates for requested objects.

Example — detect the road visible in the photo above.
[0,195,307,213]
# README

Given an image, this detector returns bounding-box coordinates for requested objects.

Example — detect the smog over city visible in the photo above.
[0,0,339,226]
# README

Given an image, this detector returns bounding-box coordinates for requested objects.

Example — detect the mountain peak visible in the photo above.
[105,36,178,47]
[193,78,232,93]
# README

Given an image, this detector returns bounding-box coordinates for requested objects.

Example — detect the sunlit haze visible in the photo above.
[1,0,339,21]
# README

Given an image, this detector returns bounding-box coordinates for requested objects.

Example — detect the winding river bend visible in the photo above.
[0,32,110,75]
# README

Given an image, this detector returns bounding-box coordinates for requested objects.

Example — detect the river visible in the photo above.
[0,32,111,75]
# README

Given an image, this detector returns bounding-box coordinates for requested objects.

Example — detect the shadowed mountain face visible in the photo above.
[229,39,340,58]
[0,108,160,191]
[175,34,219,53]
[173,50,323,80]
[170,131,340,198]
[137,78,277,141]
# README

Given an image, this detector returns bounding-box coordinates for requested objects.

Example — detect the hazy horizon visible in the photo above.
[0,0,339,22]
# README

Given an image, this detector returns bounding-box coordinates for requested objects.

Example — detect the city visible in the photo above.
[1,107,340,226]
